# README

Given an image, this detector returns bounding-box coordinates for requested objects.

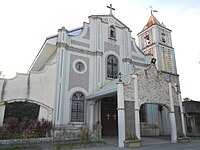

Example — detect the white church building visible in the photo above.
[0,5,186,147]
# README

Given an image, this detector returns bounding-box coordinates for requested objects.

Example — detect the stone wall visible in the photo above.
[125,101,135,135]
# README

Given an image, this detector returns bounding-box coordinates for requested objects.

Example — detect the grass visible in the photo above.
[54,140,106,149]
[0,143,41,150]
[0,140,106,150]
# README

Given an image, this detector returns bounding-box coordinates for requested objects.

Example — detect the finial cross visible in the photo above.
[149,6,158,15]
[107,4,115,15]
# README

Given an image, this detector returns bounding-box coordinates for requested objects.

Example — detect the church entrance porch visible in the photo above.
[101,96,118,137]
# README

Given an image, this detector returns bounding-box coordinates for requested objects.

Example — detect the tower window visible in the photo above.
[107,55,118,79]
[144,32,150,46]
[71,92,85,122]
[161,31,166,43]
[109,25,116,39]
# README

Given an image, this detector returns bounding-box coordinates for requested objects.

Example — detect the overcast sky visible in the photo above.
[0,0,200,101]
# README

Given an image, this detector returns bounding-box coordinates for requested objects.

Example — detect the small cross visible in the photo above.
[148,6,158,15]
[118,72,123,82]
[113,113,117,120]
[106,113,111,120]
[107,4,115,15]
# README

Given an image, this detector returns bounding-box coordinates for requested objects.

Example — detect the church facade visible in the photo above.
[0,6,186,147]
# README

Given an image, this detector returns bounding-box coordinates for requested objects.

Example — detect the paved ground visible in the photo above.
[1,137,200,150]
[72,139,200,150]
[74,141,200,150]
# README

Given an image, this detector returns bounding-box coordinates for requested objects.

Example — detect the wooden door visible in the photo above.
[101,97,118,137]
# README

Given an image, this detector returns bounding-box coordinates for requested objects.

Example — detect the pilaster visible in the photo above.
[53,27,68,126]
[89,100,96,130]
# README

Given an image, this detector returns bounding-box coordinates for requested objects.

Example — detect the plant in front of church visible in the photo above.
[79,126,90,141]
[92,121,102,141]
[124,133,142,148]
[177,131,190,143]
[125,133,138,141]
[0,117,52,140]
[78,122,102,142]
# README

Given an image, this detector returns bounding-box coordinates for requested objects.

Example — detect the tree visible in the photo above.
[183,97,191,101]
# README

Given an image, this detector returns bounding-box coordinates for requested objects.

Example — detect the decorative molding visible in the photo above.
[68,47,103,56]
[115,21,121,27]
[71,40,90,48]
[122,58,132,63]
[102,18,109,23]
[56,43,68,48]
[132,56,145,61]
[104,41,120,55]
[131,61,149,67]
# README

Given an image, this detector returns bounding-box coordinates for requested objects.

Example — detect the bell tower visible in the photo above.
[137,13,177,74]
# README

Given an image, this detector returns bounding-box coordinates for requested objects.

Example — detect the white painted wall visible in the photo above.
[0,104,5,126]
[29,63,57,109]
[3,74,28,100]
[0,62,57,123]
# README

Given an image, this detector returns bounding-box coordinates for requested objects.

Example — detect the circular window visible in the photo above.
[73,59,87,74]
[75,62,85,72]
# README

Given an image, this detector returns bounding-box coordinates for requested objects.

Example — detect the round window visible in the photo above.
[75,62,85,72]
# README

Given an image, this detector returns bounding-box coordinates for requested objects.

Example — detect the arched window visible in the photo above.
[107,55,118,79]
[109,25,116,39]
[71,92,85,122]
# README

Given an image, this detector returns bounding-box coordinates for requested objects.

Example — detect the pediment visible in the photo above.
[89,15,131,32]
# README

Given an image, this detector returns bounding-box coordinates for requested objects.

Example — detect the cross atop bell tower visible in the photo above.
[148,6,158,15]
[137,8,177,74]
[107,4,115,15]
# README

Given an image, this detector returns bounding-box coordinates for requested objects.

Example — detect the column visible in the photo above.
[133,75,141,140]
[178,92,186,136]
[117,81,125,147]
[168,82,177,143]
[89,100,96,130]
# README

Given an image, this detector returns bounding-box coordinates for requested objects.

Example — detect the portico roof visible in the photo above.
[86,74,131,100]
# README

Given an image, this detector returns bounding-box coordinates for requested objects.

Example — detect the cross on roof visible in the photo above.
[107,4,115,15]
[149,6,158,15]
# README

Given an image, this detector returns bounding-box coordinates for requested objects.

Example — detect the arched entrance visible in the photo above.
[122,66,185,146]
[0,99,53,126]
[140,103,170,137]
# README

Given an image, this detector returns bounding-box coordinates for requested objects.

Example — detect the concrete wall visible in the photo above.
[0,104,5,126]
[175,106,182,134]
[0,62,57,124]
